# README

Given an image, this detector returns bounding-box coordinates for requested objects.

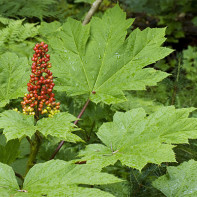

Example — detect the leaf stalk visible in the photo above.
[50,99,90,159]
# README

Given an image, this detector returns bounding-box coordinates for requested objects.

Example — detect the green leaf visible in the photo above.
[0,162,19,195]
[0,138,20,164]
[49,5,172,104]
[0,110,35,141]
[111,92,162,114]
[0,160,121,196]
[75,0,95,4]
[153,160,197,197]
[96,182,131,197]
[0,110,82,143]
[79,106,197,171]
[0,52,29,107]
[26,160,122,196]
[39,21,61,37]
[37,112,83,143]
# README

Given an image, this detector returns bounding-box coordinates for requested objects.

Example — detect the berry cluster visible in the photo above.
[21,42,60,117]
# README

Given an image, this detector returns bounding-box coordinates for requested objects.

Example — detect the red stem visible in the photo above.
[50,99,90,159]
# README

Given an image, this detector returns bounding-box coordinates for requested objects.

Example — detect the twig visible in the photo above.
[82,0,103,25]
[50,99,90,160]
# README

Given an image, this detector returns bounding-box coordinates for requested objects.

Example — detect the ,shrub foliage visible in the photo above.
[0,2,197,196]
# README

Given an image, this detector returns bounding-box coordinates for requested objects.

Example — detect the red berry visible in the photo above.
[48,89,52,93]
[46,79,50,83]
[50,93,55,97]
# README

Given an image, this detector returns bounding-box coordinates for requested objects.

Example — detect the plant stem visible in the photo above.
[25,109,41,175]
[50,99,90,160]
[82,0,103,25]
[25,131,41,175]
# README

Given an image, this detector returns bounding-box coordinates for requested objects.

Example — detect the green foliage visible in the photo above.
[96,182,131,197]
[0,136,20,164]
[0,160,121,196]
[182,46,197,82]
[37,112,82,143]
[0,53,29,107]
[79,106,197,171]
[111,91,162,114]
[49,5,172,104]
[0,18,39,56]
[0,18,38,43]
[39,21,61,37]
[153,160,197,197]
[0,162,19,195]
[0,110,35,141]
[120,0,197,42]
[0,110,82,142]
[75,0,95,4]
[0,0,57,20]
[0,2,196,196]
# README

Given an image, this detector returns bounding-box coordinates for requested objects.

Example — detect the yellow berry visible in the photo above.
[42,109,47,114]
[29,108,34,112]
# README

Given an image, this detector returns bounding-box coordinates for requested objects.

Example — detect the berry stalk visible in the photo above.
[22,42,60,174]
[21,42,60,118]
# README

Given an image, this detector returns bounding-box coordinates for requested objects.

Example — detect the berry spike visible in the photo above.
[21,42,60,118]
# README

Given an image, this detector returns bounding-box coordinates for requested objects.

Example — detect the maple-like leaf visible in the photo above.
[153,160,197,197]
[0,110,82,142]
[0,162,19,195]
[79,106,197,171]
[49,5,172,104]
[0,52,30,107]
[0,138,20,164]
[0,160,122,196]
[0,110,35,141]
[37,112,83,143]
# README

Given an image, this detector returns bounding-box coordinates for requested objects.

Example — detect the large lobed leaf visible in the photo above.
[49,5,173,105]
[0,162,19,195]
[37,112,83,143]
[153,160,197,197]
[79,106,197,171]
[0,110,82,143]
[0,52,30,107]
[0,160,122,196]
[0,137,20,164]
[0,110,35,141]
